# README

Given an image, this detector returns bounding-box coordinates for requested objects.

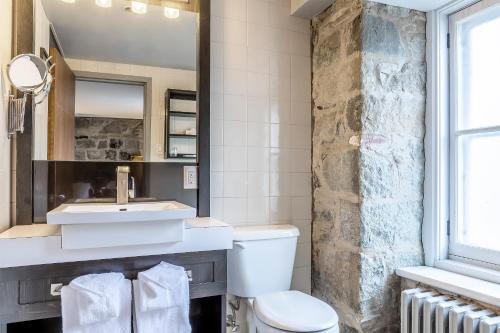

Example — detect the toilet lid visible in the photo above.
[254,291,338,332]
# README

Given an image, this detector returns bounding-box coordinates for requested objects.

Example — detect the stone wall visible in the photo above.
[311,1,426,331]
[75,117,144,161]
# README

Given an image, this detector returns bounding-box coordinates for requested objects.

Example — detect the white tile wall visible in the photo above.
[210,0,312,319]
[0,0,12,232]
[64,59,196,161]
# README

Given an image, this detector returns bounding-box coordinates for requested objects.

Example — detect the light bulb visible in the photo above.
[164,7,179,19]
[96,0,112,8]
[61,0,76,3]
[130,1,147,14]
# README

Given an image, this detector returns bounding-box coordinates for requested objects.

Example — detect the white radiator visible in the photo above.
[401,288,500,333]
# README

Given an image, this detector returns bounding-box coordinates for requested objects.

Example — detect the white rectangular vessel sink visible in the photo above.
[47,201,196,225]
[46,201,196,250]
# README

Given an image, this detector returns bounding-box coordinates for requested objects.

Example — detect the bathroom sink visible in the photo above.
[46,201,196,250]
[47,201,196,225]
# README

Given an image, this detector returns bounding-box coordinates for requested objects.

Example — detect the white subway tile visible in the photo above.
[291,55,311,81]
[211,42,224,68]
[247,72,269,97]
[211,16,224,42]
[210,93,224,120]
[269,74,291,100]
[248,147,270,172]
[289,124,311,149]
[291,75,312,103]
[211,67,223,94]
[270,97,291,124]
[269,28,290,53]
[270,172,291,196]
[247,0,269,25]
[290,101,311,126]
[211,119,224,146]
[224,69,247,95]
[224,172,248,197]
[224,198,248,225]
[223,120,247,146]
[211,172,224,197]
[270,53,291,77]
[224,0,246,20]
[291,266,311,294]
[247,197,270,223]
[247,122,270,147]
[247,96,270,123]
[223,146,248,171]
[290,173,311,196]
[270,123,291,148]
[211,198,224,220]
[290,31,311,56]
[248,24,271,50]
[224,44,247,70]
[290,148,311,172]
[295,242,311,267]
[247,172,270,197]
[224,95,247,121]
[270,148,291,172]
[224,18,247,45]
[269,196,291,221]
[247,48,270,74]
[291,196,312,220]
[292,219,312,244]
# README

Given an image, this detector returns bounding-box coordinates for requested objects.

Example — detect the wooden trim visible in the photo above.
[197,0,210,217]
[13,0,34,225]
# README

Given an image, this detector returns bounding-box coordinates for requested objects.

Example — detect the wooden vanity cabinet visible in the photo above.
[0,250,227,333]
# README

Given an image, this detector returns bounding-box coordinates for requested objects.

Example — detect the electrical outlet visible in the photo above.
[156,143,163,154]
[183,166,197,189]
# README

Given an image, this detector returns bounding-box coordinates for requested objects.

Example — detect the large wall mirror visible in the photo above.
[14,0,210,225]
[34,0,200,162]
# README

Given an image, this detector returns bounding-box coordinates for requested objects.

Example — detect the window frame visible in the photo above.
[448,0,500,266]
[424,0,500,272]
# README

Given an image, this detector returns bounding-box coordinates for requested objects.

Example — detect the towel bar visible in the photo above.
[50,270,194,296]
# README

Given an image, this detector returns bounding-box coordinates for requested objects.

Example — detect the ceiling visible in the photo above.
[40,0,197,70]
[370,0,453,11]
[291,0,455,17]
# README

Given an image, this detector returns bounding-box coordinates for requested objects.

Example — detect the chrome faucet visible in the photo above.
[116,166,130,204]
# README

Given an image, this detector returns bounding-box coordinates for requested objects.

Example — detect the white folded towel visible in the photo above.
[138,261,186,312]
[133,262,191,333]
[62,274,132,333]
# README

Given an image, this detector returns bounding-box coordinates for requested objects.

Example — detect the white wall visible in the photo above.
[209,0,312,330]
[60,59,196,161]
[0,0,12,231]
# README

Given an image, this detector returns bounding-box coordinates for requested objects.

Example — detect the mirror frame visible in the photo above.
[13,0,211,224]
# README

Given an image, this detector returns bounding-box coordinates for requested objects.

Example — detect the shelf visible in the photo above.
[169,134,197,138]
[168,154,197,159]
[169,111,196,118]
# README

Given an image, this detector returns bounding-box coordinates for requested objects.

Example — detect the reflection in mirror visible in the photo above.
[33,0,198,162]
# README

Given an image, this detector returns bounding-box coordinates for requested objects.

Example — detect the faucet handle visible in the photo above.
[117,166,130,173]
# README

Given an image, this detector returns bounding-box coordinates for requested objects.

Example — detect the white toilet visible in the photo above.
[227,225,339,333]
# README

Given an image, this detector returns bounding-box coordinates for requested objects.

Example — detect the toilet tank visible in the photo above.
[227,225,299,298]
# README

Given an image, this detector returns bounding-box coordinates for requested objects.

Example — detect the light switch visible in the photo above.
[183,166,197,189]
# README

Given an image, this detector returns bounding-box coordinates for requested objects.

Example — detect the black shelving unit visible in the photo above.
[165,89,197,159]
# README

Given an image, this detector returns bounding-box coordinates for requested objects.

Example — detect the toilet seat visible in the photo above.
[253,290,339,333]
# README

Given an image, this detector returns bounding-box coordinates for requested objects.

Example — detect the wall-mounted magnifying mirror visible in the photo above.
[6,53,54,137]
[7,54,48,92]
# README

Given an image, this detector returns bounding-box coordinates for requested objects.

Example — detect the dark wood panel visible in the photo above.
[197,0,211,217]
[12,0,35,226]
[0,251,227,325]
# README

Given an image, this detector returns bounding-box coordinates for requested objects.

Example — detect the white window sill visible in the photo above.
[396,264,500,308]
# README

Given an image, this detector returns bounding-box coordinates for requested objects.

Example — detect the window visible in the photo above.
[449,0,500,265]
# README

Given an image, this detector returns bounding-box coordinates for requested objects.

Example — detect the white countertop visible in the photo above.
[0,218,232,268]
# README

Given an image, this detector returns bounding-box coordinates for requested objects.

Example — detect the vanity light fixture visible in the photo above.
[95,0,112,8]
[130,1,148,14]
[61,0,76,3]
[164,7,180,19]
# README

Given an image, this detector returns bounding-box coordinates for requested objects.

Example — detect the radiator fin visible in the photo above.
[401,289,498,333]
